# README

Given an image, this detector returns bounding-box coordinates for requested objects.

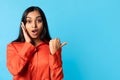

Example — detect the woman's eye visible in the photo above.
[37,19,42,23]
[27,20,32,23]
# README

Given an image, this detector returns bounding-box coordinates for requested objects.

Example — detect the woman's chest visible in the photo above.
[30,47,50,68]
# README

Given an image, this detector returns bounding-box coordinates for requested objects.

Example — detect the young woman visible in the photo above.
[6,6,67,80]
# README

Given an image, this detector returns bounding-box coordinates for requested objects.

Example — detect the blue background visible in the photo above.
[0,0,120,80]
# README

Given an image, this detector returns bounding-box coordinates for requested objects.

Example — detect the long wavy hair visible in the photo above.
[13,6,51,43]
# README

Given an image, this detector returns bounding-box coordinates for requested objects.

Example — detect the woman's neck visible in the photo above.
[32,38,42,46]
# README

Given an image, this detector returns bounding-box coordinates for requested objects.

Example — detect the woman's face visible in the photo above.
[25,10,43,39]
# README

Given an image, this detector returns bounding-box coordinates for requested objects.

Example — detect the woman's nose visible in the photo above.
[32,21,37,28]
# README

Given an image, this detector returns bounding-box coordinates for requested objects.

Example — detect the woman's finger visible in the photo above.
[60,42,67,47]
[21,22,26,32]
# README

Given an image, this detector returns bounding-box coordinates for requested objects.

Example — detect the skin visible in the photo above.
[21,10,67,55]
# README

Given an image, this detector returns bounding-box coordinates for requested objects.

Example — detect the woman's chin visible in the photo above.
[31,36,39,39]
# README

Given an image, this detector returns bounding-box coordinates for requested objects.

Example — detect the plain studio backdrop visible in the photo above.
[0,0,120,80]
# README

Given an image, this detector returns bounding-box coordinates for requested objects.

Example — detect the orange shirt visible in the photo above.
[6,42,63,80]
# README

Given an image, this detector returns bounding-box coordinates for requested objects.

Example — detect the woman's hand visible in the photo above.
[49,38,67,55]
[21,22,31,43]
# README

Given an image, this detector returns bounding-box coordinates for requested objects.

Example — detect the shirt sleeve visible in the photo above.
[6,42,36,76]
[49,48,64,80]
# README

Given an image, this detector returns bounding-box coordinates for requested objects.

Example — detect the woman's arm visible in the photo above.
[6,42,35,76]
[49,48,64,80]
[49,38,67,80]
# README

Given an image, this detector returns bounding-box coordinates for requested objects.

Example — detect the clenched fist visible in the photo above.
[49,38,67,55]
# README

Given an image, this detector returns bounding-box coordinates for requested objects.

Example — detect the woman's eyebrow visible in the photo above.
[36,16,42,18]
[26,17,31,19]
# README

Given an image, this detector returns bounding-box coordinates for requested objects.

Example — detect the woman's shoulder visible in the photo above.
[7,42,25,48]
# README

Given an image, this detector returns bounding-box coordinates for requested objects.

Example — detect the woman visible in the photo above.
[6,6,67,80]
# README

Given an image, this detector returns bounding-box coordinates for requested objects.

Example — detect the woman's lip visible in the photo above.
[31,29,38,34]
[32,29,38,32]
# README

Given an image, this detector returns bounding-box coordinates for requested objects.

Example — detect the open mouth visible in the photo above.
[31,29,38,34]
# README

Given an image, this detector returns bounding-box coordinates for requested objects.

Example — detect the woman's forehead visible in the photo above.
[27,10,41,18]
